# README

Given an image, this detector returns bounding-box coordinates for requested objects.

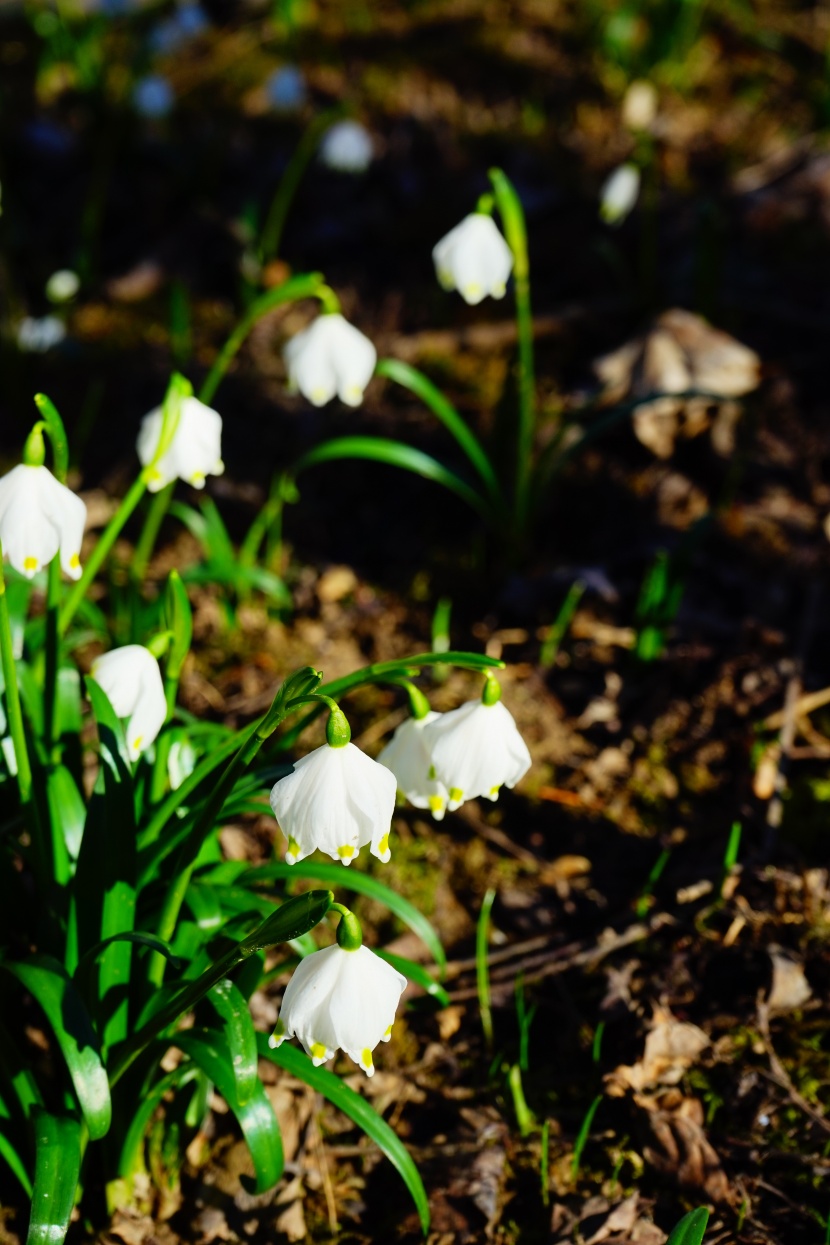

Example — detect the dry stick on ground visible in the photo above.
[755,995,830,1138]
[447,914,673,1004]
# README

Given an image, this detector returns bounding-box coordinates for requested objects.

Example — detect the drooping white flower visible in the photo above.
[45,269,80,304]
[421,691,531,812]
[283,313,377,408]
[269,741,396,865]
[599,163,641,226]
[16,315,66,353]
[621,80,658,131]
[136,395,224,492]
[0,464,85,580]
[269,943,406,1075]
[432,213,514,305]
[319,120,374,173]
[378,711,449,820]
[91,645,167,762]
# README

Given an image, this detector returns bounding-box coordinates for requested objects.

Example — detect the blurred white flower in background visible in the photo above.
[269,739,397,865]
[266,65,308,113]
[432,213,514,305]
[269,943,406,1075]
[284,313,377,407]
[136,395,224,492]
[0,464,86,581]
[16,316,66,353]
[45,270,80,304]
[91,645,167,761]
[319,120,374,173]
[132,75,175,119]
[621,80,658,131]
[599,162,641,226]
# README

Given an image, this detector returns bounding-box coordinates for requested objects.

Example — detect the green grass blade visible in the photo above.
[260,1036,429,1234]
[292,435,491,519]
[176,1031,283,1192]
[242,861,446,972]
[477,888,496,1049]
[375,358,503,506]
[208,979,259,1104]
[666,1208,710,1245]
[26,1110,82,1245]
[3,957,111,1139]
[118,1064,200,1178]
[571,1094,602,1181]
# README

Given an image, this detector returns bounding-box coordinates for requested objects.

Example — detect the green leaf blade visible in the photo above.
[666,1208,710,1245]
[26,1110,82,1245]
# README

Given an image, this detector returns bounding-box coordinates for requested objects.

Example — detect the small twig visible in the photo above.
[756,996,830,1138]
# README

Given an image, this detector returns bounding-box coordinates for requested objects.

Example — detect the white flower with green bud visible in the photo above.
[91,644,167,762]
[136,395,224,492]
[284,313,377,408]
[378,683,448,820]
[0,424,86,581]
[432,211,514,305]
[269,703,396,865]
[599,163,641,226]
[421,673,531,812]
[269,905,406,1076]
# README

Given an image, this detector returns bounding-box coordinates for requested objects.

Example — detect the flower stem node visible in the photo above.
[91,645,167,762]
[269,943,406,1076]
[432,213,514,305]
[421,695,531,813]
[137,395,224,492]
[0,462,86,580]
[284,313,377,408]
[270,739,397,866]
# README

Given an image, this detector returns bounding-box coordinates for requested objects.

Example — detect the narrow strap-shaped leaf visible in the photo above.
[75,931,184,980]
[26,1110,82,1245]
[177,1031,283,1192]
[260,1036,429,1234]
[242,861,446,972]
[46,765,85,866]
[0,1113,32,1197]
[666,1209,710,1245]
[118,1063,200,1179]
[376,951,450,1007]
[3,957,111,1139]
[292,436,491,519]
[375,358,503,507]
[208,980,258,1105]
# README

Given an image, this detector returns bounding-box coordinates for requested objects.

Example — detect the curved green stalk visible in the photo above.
[259,109,344,264]
[198,273,330,406]
[375,357,505,510]
[489,168,536,539]
[0,549,32,807]
[131,482,175,587]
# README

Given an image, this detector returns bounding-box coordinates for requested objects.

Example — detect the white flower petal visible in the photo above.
[91,644,166,760]
[0,465,86,580]
[432,214,514,305]
[283,315,376,409]
[422,698,531,811]
[378,713,448,819]
[136,396,224,491]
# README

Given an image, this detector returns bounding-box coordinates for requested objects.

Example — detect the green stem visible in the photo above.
[0,548,32,806]
[131,482,175,586]
[259,109,344,265]
[58,473,148,637]
[489,168,536,540]
[198,273,329,406]
[43,557,61,758]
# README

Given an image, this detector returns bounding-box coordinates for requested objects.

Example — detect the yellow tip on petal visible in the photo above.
[190,472,205,486]
[463,282,482,299]
[382,1024,393,1041]
[489,785,501,799]
[269,1020,286,1049]
[337,844,355,861]
[69,553,81,570]
[23,556,38,573]
[428,795,445,815]
[310,1042,329,1064]
[132,736,143,754]
[286,836,301,864]
[311,387,329,404]
[376,833,389,857]
[360,1048,374,1075]
[449,786,463,803]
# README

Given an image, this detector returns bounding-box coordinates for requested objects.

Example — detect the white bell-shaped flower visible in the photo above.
[599,163,641,226]
[270,739,396,865]
[432,213,514,305]
[136,395,224,493]
[90,645,167,762]
[318,120,374,173]
[378,711,449,820]
[269,943,406,1076]
[283,313,377,408]
[0,464,86,580]
[421,684,531,812]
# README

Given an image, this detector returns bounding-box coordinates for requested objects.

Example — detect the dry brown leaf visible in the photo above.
[767,949,812,1012]
[274,1197,307,1242]
[583,1192,641,1244]
[606,1008,709,1095]
[643,1095,729,1201]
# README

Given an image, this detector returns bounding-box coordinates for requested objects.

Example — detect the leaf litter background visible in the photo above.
[4,0,830,1242]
